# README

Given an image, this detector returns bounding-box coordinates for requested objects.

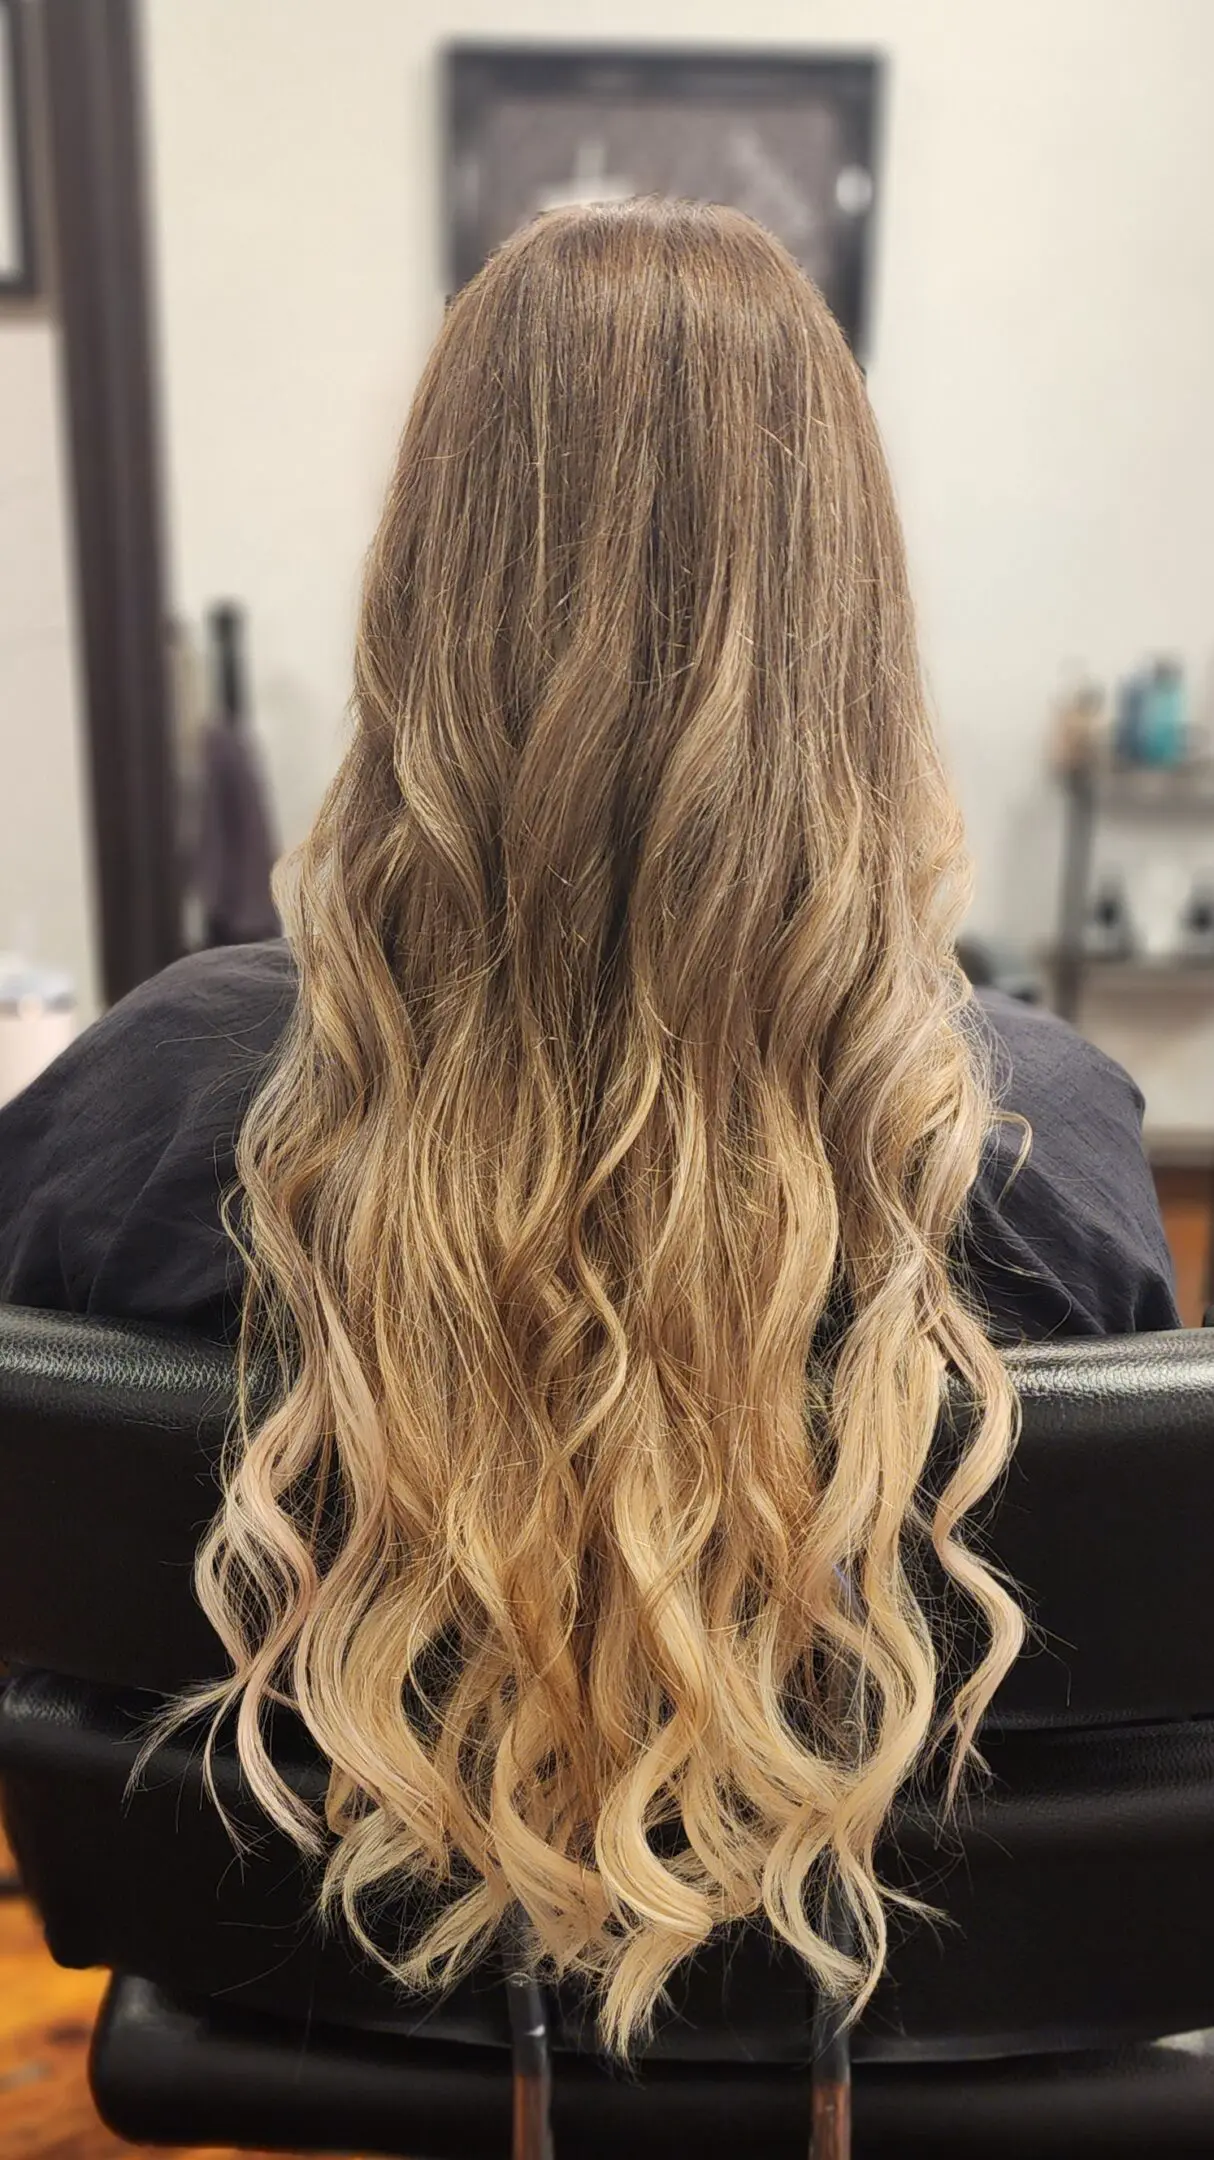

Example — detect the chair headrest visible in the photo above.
[2,1306,1212,1724]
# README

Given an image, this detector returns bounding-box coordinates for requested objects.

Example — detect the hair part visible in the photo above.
[181,198,1022,2052]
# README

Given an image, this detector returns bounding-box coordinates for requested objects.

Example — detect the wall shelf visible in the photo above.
[1054,764,1214,1020]
[1085,767,1214,818]
[1046,951,1214,996]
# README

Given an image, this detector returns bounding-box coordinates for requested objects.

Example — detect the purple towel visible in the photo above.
[196,721,279,946]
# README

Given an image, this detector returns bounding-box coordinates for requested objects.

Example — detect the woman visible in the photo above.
[0,201,1176,2052]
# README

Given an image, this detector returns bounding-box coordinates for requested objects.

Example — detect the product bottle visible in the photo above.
[1082,877,1135,961]
[1137,658,1187,768]
[1180,882,1214,960]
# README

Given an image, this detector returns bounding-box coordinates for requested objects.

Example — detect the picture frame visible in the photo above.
[0,0,36,298]
[445,44,882,357]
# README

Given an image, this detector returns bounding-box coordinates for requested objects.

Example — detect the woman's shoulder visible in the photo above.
[964,990,1178,1339]
[97,938,298,1051]
[30,937,300,1150]
[0,937,297,1145]
[973,986,1143,1122]
[0,940,298,1328]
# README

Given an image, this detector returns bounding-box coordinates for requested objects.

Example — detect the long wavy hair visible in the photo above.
[190,199,1023,2052]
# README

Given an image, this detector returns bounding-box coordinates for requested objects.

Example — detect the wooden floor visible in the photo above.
[1156,1167,1211,1325]
[0,1838,359,2160]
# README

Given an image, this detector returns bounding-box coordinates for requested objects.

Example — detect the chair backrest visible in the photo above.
[3,1305,1214,2066]
[0,1307,231,1691]
[3,1306,1212,1718]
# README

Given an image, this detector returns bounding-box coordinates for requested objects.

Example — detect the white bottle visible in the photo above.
[0,954,75,1107]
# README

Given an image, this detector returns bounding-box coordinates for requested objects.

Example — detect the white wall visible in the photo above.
[142,0,1214,1116]
[0,320,98,1017]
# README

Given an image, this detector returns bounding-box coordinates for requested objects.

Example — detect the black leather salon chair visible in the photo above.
[3,1304,1214,2157]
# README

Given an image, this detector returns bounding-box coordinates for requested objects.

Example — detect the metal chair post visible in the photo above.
[809,1989,852,2160]
[504,1911,555,2160]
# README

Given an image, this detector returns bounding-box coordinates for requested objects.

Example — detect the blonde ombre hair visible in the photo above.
[195,199,1023,2051]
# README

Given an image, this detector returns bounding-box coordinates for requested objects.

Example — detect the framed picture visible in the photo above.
[446,45,882,356]
[0,0,35,297]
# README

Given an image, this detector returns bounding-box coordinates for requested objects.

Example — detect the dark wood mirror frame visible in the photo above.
[37,0,181,1006]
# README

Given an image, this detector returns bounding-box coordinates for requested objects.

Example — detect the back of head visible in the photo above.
[197,199,1022,2049]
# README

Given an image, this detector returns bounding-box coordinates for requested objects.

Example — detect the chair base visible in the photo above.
[90,1973,1214,2160]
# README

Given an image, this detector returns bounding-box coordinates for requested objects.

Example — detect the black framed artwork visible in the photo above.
[445,45,882,357]
[0,0,36,297]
